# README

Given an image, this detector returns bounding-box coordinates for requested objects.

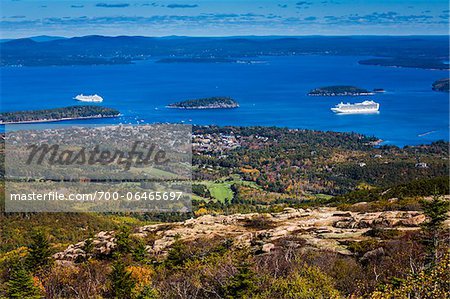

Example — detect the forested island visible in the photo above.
[432,78,450,92]
[0,105,120,124]
[308,86,374,96]
[167,97,239,109]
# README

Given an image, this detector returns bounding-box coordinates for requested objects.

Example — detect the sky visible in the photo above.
[0,0,449,38]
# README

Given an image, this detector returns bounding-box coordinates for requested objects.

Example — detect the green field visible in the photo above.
[193,176,261,203]
[207,182,234,203]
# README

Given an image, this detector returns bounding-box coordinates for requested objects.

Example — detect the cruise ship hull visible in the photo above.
[75,99,103,102]
[331,108,379,114]
[74,94,103,102]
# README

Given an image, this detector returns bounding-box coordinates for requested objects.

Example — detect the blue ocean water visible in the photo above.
[1,55,448,146]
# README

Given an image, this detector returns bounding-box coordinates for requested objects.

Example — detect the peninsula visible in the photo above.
[308,86,374,96]
[156,58,262,64]
[359,58,449,70]
[167,97,239,109]
[156,58,237,63]
[0,106,120,124]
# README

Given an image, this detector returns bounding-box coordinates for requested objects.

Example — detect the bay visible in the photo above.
[1,55,448,146]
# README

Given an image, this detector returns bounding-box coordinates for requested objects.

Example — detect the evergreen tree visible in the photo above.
[26,230,51,270]
[223,261,255,298]
[164,235,187,269]
[420,195,450,266]
[132,238,148,263]
[109,259,135,299]
[6,265,43,299]
[115,227,132,254]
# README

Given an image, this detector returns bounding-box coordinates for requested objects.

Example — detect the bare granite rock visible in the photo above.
[54,208,427,262]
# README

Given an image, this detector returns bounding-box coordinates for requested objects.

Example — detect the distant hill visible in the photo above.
[0,35,65,43]
[0,35,448,67]
[29,35,66,42]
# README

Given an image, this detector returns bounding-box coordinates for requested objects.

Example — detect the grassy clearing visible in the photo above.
[193,176,261,203]
[207,183,234,203]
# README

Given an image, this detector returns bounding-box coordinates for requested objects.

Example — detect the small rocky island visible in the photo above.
[308,86,374,96]
[167,97,239,109]
[432,78,449,92]
[0,106,120,124]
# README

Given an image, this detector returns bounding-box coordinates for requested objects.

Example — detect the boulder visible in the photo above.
[333,217,355,229]
[360,247,385,263]
[261,243,275,253]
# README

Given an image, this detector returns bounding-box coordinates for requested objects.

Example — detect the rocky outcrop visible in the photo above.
[53,231,116,262]
[54,208,427,263]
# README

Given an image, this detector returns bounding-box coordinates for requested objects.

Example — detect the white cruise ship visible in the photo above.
[331,100,379,114]
[74,94,103,102]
